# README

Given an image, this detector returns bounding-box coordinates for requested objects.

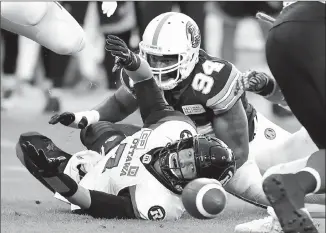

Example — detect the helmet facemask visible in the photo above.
[139,42,199,90]
[158,137,198,193]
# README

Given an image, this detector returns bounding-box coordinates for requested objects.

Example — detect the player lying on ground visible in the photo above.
[16,49,236,220]
[49,12,318,209]
[0,1,117,55]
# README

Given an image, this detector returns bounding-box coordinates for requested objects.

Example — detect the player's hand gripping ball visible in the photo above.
[182,178,227,219]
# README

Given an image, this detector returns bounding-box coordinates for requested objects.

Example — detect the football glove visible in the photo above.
[22,141,66,177]
[49,110,100,129]
[243,70,272,94]
[22,140,79,197]
[105,35,140,72]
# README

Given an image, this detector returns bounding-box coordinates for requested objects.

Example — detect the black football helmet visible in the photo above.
[158,135,236,193]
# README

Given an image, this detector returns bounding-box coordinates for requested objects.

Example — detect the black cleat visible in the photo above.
[263,174,318,233]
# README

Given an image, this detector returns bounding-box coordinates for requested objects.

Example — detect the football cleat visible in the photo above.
[263,174,318,233]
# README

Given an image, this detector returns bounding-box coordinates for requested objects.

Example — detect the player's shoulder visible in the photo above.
[196,50,233,78]
[190,50,244,114]
[190,50,234,97]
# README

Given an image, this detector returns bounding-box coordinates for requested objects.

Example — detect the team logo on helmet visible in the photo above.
[186,21,201,48]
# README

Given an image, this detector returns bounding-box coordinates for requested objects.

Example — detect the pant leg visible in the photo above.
[42,1,89,88]
[266,21,325,148]
[1,29,18,75]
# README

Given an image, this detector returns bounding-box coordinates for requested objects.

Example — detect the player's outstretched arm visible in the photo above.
[21,141,136,219]
[105,35,153,83]
[49,84,138,129]
[244,71,287,106]
[211,100,249,168]
[66,185,136,219]
[105,35,172,123]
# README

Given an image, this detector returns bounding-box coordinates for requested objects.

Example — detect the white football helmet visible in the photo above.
[139,12,201,90]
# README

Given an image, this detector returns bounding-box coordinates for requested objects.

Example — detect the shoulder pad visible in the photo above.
[191,51,245,114]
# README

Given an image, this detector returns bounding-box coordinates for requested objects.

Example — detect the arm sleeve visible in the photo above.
[133,78,172,123]
[85,190,136,219]
[93,86,138,122]
[206,64,245,115]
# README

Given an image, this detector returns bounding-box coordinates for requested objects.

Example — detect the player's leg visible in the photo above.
[266,17,325,149]
[225,112,303,208]
[1,2,85,55]
[79,121,133,155]
[251,113,318,174]
[263,4,325,232]
[16,132,72,193]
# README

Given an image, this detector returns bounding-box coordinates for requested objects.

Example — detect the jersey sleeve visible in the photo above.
[194,59,245,115]
[129,182,184,220]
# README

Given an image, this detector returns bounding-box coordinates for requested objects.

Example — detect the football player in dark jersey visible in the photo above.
[263,2,325,233]
[236,2,325,233]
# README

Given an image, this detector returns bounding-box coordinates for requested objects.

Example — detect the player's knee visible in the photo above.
[1,2,48,26]
[80,122,108,148]
[263,164,284,181]
[80,122,125,153]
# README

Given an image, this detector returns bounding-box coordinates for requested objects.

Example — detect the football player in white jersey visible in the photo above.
[16,47,235,220]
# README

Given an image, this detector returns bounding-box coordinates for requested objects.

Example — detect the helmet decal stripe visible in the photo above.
[152,13,174,46]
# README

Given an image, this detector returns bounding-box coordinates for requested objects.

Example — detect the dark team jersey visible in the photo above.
[275,1,325,26]
[121,50,257,140]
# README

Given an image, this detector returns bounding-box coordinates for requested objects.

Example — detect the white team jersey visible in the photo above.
[63,120,197,220]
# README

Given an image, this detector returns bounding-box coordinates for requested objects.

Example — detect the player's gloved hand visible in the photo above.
[105,35,140,72]
[49,110,100,129]
[22,141,66,177]
[243,70,273,94]
[101,1,118,18]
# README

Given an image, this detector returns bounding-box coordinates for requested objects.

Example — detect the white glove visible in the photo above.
[102,1,118,18]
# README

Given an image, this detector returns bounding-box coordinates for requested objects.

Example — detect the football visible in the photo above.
[182,178,227,219]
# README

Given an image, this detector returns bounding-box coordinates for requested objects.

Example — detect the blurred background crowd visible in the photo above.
[1,1,293,118]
